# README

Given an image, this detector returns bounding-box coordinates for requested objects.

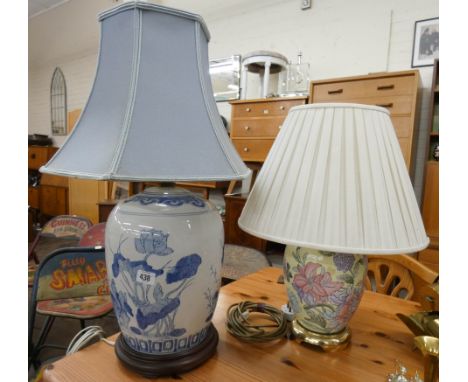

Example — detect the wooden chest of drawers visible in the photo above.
[309,70,420,174]
[28,145,68,218]
[229,97,308,162]
[224,194,267,252]
[28,146,57,170]
[28,186,40,209]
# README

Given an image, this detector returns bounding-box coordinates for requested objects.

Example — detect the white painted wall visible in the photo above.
[28,0,438,201]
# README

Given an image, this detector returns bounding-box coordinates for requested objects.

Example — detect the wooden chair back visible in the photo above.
[365,255,438,308]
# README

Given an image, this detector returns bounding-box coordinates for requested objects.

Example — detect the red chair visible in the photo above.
[79,222,106,247]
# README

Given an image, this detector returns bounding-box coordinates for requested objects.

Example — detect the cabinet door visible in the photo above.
[231,139,275,162]
[40,186,68,216]
[69,179,109,225]
[28,187,40,209]
[422,162,439,240]
[225,197,266,252]
[232,99,303,118]
[418,248,439,272]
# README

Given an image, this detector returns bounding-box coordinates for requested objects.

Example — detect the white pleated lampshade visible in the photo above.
[238,103,429,255]
[40,2,249,182]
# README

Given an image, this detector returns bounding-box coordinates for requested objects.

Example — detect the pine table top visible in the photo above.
[42,267,423,382]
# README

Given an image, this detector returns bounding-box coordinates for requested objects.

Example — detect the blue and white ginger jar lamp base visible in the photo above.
[105,186,222,376]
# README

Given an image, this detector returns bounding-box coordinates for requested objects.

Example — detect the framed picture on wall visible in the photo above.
[411,17,439,67]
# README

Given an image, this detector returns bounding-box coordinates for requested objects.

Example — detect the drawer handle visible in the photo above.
[31,153,36,159]
[377,84,395,91]
[278,125,282,130]
[328,89,343,94]
[244,126,250,131]
[376,103,394,108]
[280,106,286,110]
[243,147,249,152]
[263,109,269,114]
[245,107,251,112]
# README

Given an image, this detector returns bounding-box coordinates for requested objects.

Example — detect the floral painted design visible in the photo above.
[320,283,364,332]
[109,231,202,340]
[125,194,205,208]
[293,262,343,306]
[283,261,292,283]
[166,254,202,284]
[329,283,364,326]
[110,279,133,328]
[136,294,182,334]
[135,230,174,256]
[204,266,220,322]
[333,253,355,272]
[111,249,164,280]
[285,247,367,333]
[286,287,301,314]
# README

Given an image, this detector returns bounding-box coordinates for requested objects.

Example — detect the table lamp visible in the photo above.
[40,1,250,377]
[238,103,429,351]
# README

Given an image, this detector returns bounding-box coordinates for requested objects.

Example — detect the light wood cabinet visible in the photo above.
[419,60,439,271]
[309,70,421,176]
[422,161,439,240]
[418,247,439,272]
[40,184,68,216]
[28,187,40,209]
[231,139,276,162]
[229,97,307,162]
[224,194,267,252]
[28,146,57,170]
[28,145,68,218]
[39,173,69,217]
[69,178,109,225]
[311,74,416,100]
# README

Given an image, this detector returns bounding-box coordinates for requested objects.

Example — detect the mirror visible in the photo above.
[50,67,68,136]
[209,55,241,102]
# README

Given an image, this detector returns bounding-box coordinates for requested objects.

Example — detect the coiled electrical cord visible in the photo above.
[226,301,289,342]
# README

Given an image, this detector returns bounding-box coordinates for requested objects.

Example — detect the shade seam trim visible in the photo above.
[194,23,244,176]
[109,8,142,176]
[98,1,211,41]
[39,167,247,181]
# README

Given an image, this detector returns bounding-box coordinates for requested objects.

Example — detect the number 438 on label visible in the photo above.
[136,270,155,285]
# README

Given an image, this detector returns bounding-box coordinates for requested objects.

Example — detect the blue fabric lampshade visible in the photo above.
[40,1,249,182]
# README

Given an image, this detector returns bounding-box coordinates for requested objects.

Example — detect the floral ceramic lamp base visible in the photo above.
[105,187,223,376]
[283,246,367,351]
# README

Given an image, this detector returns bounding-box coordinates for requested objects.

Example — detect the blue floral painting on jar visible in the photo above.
[109,230,202,339]
[135,230,174,256]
